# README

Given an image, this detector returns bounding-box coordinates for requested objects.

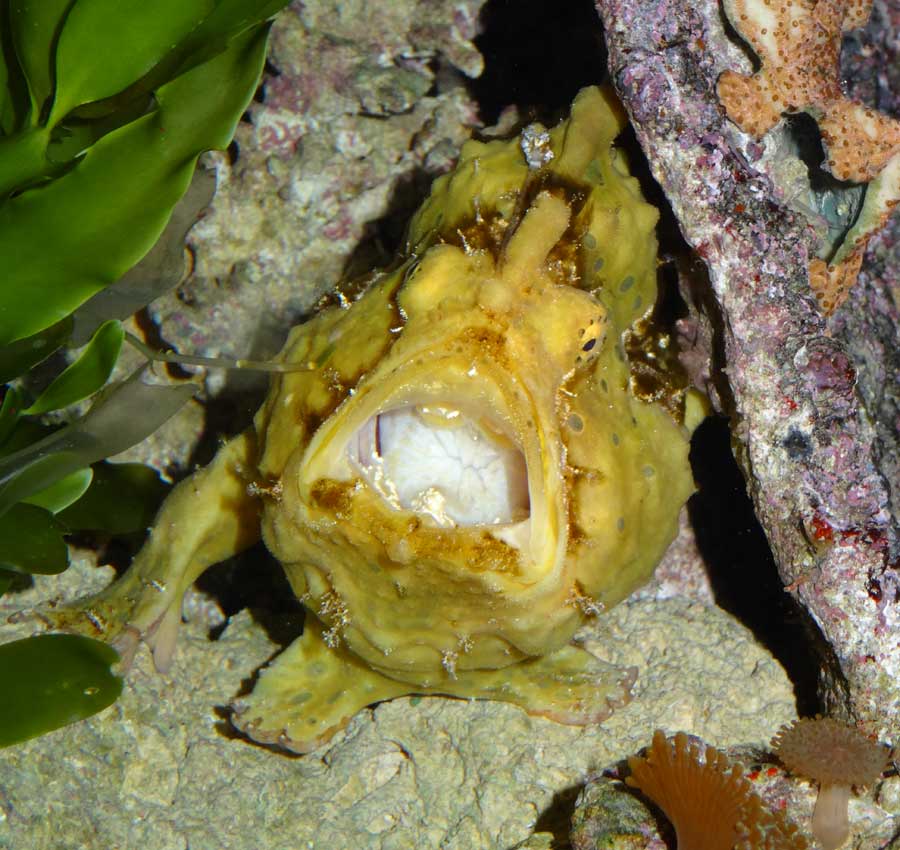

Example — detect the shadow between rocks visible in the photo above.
[688,416,822,717]
[468,0,607,126]
[525,782,582,850]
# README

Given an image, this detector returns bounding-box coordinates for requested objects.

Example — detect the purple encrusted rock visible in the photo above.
[595,0,900,741]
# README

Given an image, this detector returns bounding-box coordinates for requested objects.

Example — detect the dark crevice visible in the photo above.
[184,377,266,469]
[338,167,433,282]
[133,308,193,381]
[716,0,761,74]
[529,784,582,850]
[783,112,838,194]
[195,545,305,646]
[467,0,607,126]
[779,112,864,261]
[688,417,822,717]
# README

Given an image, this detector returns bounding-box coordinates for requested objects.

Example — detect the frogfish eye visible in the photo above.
[346,404,530,528]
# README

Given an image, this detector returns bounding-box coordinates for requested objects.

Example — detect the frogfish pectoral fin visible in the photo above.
[26,429,262,673]
[230,616,411,754]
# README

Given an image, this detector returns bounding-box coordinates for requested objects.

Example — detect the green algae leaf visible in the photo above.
[0,417,51,459]
[0,316,72,384]
[59,462,166,534]
[9,0,74,120]
[24,320,123,415]
[0,122,53,198]
[0,18,30,136]
[0,633,122,747]
[120,0,290,93]
[0,386,26,447]
[48,0,289,132]
[70,166,216,344]
[0,502,68,575]
[24,466,93,514]
[191,0,289,39]
[0,368,195,518]
[173,0,290,70]
[48,0,212,125]
[151,22,270,156]
[0,22,270,346]
[0,25,10,134]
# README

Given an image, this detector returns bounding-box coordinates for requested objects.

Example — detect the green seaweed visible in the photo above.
[0,0,287,345]
[0,502,69,575]
[0,0,289,747]
[0,634,123,747]
[24,320,123,415]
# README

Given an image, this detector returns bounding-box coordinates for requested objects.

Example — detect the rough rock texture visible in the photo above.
[0,558,794,850]
[595,0,900,742]
[834,0,900,537]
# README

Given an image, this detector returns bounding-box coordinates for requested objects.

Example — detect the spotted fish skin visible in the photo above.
[43,87,700,753]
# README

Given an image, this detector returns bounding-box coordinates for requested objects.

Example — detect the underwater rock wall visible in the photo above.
[595,0,900,740]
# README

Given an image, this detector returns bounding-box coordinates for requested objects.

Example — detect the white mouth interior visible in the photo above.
[347,405,530,529]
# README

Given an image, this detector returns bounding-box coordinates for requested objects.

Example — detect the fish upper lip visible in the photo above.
[299,348,537,479]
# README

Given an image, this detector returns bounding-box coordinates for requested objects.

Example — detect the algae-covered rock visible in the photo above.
[596,0,900,745]
[571,776,658,850]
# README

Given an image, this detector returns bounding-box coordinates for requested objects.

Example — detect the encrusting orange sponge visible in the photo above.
[717,0,900,314]
[627,730,809,850]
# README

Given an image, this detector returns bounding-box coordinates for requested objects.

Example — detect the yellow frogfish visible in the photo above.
[51,87,702,752]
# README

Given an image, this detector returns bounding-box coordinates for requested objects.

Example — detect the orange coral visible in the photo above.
[717,0,900,314]
[626,730,809,850]
[719,0,898,183]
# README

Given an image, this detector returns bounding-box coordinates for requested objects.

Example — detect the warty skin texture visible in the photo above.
[44,87,700,753]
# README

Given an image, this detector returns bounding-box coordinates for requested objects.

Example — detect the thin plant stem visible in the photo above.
[124,331,323,373]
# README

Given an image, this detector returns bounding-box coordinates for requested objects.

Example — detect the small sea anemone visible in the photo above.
[626,730,809,850]
[773,716,891,850]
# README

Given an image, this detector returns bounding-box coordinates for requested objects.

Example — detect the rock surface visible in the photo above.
[0,558,794,850]
[595,0,900,743]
